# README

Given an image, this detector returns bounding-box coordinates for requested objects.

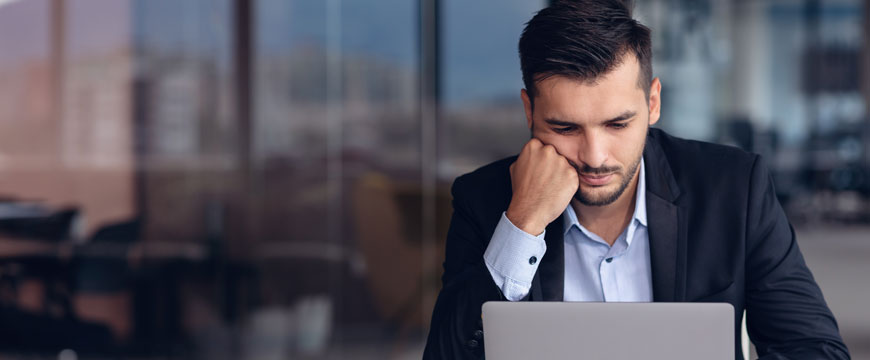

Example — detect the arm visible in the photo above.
[744,155,850,359]
[423,176,512,360]
[424,139,577,359]
[484,212,547,301]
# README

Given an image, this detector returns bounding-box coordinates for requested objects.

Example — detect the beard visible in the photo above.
[572,146,644,207]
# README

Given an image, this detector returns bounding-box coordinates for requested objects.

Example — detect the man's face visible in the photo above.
[521,56,661,206]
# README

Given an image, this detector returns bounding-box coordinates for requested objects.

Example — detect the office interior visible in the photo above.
[0,0,868,358]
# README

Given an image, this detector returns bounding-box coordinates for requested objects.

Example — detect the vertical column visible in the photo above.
[419,0,440,326]
[50,0,65,165]
[731,0,772,128]
[864,0,870,113]
[863,0,870,215]
[325,0,344,346]
[222,0,254,324]
[235,0,253,182]
[235,0,255,257]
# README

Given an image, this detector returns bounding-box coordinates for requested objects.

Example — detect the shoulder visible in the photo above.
[649,128,759,185]
[453,156,515,190]
[451,156,516,211]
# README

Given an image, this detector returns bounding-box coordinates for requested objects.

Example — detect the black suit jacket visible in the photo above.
[424,128,849,359]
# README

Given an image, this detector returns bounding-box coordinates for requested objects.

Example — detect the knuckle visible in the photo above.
[564,161,577,174]
[567,166,578,177]
[547,146,560,158]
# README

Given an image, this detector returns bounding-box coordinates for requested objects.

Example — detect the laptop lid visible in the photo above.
[482,302,734,360]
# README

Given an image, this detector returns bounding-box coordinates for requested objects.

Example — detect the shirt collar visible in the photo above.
[563,158,648,235]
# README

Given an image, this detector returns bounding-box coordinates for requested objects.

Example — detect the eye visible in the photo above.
[608,122,628,129]
[553,127,574,134]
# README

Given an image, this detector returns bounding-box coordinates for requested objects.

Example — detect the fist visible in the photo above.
[506,138,579,235]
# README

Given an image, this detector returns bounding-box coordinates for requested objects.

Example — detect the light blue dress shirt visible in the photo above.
[484,159,652,302]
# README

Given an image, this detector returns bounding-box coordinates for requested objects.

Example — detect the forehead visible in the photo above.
[532,57,645,121]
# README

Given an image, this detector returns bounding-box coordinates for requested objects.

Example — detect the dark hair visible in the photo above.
[519,0,652,107]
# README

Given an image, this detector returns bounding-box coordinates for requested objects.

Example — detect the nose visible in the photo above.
[577,131,609,170]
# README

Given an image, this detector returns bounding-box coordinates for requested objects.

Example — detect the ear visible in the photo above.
[521,89,533,129]
[648,77,662,126]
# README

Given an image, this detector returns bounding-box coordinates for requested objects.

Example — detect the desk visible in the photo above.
[0,237,208,262]
[0,236,210,352]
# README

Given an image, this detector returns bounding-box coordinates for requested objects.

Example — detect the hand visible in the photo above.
[506,138,578,235]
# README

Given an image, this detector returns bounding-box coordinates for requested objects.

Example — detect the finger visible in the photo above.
[546,144,570,159]
[520,139,533,154]
[565,164,579,180]
[543,144,556,154]
[543,144,562,159]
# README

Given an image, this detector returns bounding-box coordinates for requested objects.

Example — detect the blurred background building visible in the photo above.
[0,0,867,358]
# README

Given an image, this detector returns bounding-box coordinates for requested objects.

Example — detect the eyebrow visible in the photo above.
[543,111,637,127]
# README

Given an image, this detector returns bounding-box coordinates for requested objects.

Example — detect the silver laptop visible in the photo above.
[482,302,733,360]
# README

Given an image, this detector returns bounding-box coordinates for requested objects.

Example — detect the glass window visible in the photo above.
[439,0,547,179]
[253,0,421,355]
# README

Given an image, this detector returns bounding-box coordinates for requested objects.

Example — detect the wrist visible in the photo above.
[505,206,546,236]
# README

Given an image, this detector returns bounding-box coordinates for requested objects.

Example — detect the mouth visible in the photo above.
[579,173,614,186]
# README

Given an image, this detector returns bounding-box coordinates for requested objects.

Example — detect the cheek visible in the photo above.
[612,131,646,166]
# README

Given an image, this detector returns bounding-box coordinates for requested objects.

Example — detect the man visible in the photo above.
[423,1,849,359]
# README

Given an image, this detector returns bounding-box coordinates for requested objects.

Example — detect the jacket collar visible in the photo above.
[642,128,686,302]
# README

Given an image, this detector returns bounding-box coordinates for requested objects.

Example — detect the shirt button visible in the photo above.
[473,329,484,339]
[605,257,613,263]
[529,256,537,265]
[467,339,479,348]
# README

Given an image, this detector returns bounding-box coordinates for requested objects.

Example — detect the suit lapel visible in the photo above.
[646,192,680,301]
[643,129,687,302]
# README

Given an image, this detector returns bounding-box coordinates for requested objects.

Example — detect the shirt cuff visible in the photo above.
[484,212,547,301]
